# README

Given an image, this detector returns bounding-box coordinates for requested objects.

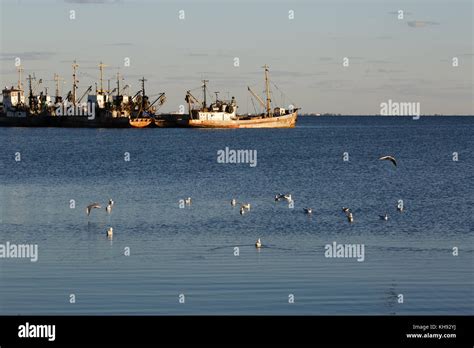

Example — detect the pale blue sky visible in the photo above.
[1,0,473,114]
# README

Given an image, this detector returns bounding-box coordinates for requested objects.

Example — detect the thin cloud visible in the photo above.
[407,20,440,28]
[0,51,56,61]
[64,0,122,4]
[105,42,134,47]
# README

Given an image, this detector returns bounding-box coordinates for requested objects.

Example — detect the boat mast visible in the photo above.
[98,61,107,94]
[202,79,208,109]
[263,64,271,116]
[139,77,147,111]
[116,72,120,97]
[27,74,35,108]
[72,60,79,105]
[17,64,24,90]
[54,73,62,102]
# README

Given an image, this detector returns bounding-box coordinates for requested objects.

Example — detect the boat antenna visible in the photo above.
[202,79,208,108]
[214,91,219,103]
[263,64,272,116]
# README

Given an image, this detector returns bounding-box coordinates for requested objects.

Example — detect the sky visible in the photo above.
[0,0,473,114]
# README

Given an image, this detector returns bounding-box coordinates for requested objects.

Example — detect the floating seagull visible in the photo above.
[106,202,113,214]
[380,213,389,221]
[106,227,113,238]
[86,203,101,216]
[284,194,292,202]
[240,206,245,215]
[185,197,192,205]
[303,208,313,214]
[379,155,397,167]
[231,198,237,207]
[241,203,251,211]
[275,194,285,202]
[108,199,114,207]
[347,212,354,223]
[255,238,262,248]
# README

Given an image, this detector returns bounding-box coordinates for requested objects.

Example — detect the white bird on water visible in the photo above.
[231,198,237,207]
[106,227,113,238]
[86,203,101,216]
[240,206,245,215]
[347,212,354,223]
[241,203,251,211]
[106,200,113,214]
[255,238,262,248]
[380,213,389,221]
[284,194,292,202]
[303,208,312,214]
[185,197,192,205]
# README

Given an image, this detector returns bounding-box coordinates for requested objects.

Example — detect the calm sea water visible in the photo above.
[0,116,472,315]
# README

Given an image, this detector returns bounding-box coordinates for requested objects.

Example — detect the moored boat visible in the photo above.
[178,65,298,128]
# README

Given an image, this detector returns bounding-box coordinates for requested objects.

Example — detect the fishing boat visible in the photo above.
[178,65,298,128]
[128,77,166,128]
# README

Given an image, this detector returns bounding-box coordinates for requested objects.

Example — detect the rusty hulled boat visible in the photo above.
[178,65,298,128]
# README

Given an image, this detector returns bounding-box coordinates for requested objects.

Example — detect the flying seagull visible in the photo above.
[86,203,101,216]
[379,155,397,167]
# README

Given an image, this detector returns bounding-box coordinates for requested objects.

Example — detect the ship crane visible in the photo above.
[185,90,201,106]
[145,93,166,112]
[78,85,93,103]
[247,65,273,117]
[247,86,266,110]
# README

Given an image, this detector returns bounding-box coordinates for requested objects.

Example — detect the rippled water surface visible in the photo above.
[0,116,472,314]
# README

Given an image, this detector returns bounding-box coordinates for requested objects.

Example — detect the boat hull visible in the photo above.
[180,112,297,128]
[0,114,131,128]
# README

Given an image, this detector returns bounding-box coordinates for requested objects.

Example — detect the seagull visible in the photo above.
[303,208,313,214]
[106,227,113,238]
[240,206,245,215]
[380,213,389,221]
[86,203,101,216]
[284,194,292,202]
[342,207,351,214]
[185,197,192,205]
[255,238,262,248]
[379,155,397,167]
[106,202,112,214]
[397,205,404,212]
[275,194,284,202]
[231,198,237,207]
[241,203,251,211]
[108,199,114,207]
[347,212,354,223]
